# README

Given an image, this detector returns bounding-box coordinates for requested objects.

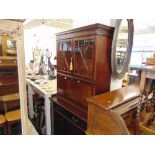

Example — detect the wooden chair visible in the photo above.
[0,114,7,134]
[1,93,21,135]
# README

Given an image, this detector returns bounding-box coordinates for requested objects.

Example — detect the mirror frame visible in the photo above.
[111,19,134,79]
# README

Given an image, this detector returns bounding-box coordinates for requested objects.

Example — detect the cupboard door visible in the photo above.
[54,109,85,135]
[73,36,95,79]
[73,79,95,109]
[57,40,73,74]
[57,74,95,109]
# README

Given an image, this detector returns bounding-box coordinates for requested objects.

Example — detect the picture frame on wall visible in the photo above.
[7,37,17,56]
[0,36,2,56]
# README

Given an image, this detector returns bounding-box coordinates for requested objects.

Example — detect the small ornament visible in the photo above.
[69,57,73,71]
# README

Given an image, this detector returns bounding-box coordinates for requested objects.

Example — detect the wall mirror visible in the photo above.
[0,35,17,57]
[111,19,134,79]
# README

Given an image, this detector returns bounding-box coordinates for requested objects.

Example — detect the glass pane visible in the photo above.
[74,39,94,78]
[57,41,72,72]
[116,20,128,73]
[7,37,17,56]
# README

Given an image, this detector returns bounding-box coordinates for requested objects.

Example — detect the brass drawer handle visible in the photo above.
[13,60,17,63]
[0,60,2,63]
[77,80,80,83]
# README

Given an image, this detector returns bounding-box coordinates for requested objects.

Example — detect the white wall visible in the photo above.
[24,25,64,65]
[73,19,110,28]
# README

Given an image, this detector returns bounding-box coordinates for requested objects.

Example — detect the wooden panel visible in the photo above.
[56,23,114,40]
[87,84,140,110]
[87,84,140,135]
[51,96,87,121]
[1,36,7,56]
[0,56,17,68]
[0,74,18,85]
[57,74,94,109]
[95,35,112,94]
[87,103,129,135]
[0,36,2,56]
[53,102,86,135]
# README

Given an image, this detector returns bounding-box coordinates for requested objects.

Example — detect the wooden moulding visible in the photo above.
[56,23,114,40]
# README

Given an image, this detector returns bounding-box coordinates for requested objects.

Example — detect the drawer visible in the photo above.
[0,59,17,66]
[0,59,17,63]
[122,112,132,126]
[112,98,139,115]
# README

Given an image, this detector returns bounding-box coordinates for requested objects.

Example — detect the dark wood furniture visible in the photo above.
[0,72,19,113]
[52,97,86,135]
[52,23,114,134]
[0,56,17,68]
[87,84,140,135]
[1,93,21,135]
[0,114,7,134]
[136,66,155,134]
[0,56,19,126]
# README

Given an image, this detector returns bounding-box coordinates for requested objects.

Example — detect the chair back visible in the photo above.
[1,93,20,113]
[0,73,19,112]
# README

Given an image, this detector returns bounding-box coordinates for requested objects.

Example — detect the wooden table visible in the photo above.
[26,77,57,135]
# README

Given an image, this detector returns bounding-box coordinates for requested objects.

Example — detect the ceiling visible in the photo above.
[1,19,155,35]
[0,20,22,33]
[134,19,155,34]
[23,19,73,30]
[117,19,155,35]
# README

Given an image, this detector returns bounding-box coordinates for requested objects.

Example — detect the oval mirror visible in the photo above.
[111,19,134,79]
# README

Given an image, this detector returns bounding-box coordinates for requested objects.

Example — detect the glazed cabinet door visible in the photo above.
[57,39,73,74]
[73,36,95,80]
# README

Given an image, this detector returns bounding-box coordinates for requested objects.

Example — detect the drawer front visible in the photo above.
[0,59,17,66]
[121,109,137,134]
[112,98,139,115]
[53,102,87,134]
[57,74,95,109]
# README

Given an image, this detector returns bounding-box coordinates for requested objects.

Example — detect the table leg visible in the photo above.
[28,84,34,119]
[140,71,147,94]
[51,99,54,134]
[45,96,52,135]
